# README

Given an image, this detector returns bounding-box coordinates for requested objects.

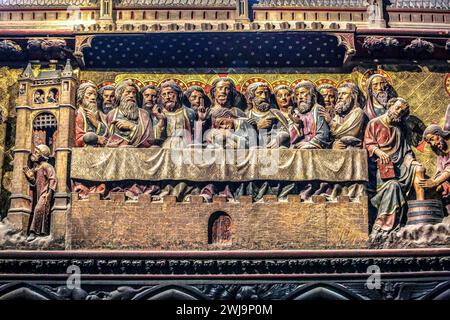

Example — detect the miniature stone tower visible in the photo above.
[7,60,78,242]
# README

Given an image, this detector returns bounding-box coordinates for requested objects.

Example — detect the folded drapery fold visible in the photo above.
[71,147,368,182]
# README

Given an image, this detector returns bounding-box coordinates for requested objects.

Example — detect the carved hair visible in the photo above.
[183,86,211,108]
[387,97,410,119]
[140,84,159,95]
[97,84,115,106]
[98,84,115,95]
[423,124,450,140]
[317,83,337,93]
[273,85,293,96]
[76,81,97,106]
[210,78,237,105]
[159,80,183,104]
[35,144,51,160]
[246,82,270,105]
[115,79,141,107]
[387,97,409,109]
[293,80,318,105]
[366,74,397,100]
[338,82,365,109]
[185,86,205,98]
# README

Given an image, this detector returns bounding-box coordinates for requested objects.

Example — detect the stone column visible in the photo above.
[51,61,77,243]
[7,74,33,232]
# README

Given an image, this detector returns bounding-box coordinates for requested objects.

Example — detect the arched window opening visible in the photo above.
[33,113,58,156]
[208,211,232,245]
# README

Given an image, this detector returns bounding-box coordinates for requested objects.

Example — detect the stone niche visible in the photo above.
[69,193,368,250]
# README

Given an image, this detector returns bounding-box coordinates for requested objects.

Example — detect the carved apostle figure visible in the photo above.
[317,83,338,121]
[274,85,295,124]
[290,80,331,149]
[153,80,196,148]
[75,81,108,147]
[98,84,116,115]
[23,144,57,242]
[420,124,450,212]
[209,78,246,123]
[246,82,290,148]
[184,86,212,144]
[106,79,155,148]
[140,84,159,116]
[364,97,426,242]
[364,74,397,120]
[329,83,368,149]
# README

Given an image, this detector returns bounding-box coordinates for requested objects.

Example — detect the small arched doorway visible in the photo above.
[208,211,232,245]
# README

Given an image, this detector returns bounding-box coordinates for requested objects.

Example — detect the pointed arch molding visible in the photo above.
[132,285,210,301]
[0,282,56,300]
[284,283,364,301]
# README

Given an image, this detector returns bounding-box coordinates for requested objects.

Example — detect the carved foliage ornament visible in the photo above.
[0,40,24,61]
[404,38,435,59]
[362,36,400,55]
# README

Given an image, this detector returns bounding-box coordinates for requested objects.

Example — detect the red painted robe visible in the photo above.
[106,108,155,148]
[75,107,108,147]
[28,162,57,235]
[364,115,418,232]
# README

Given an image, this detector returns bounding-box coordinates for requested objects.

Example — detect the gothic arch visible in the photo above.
[0,282,56,300]
[421,281,450,300]
[131,285,210,301]
[283,283,363,301]
[208,211,232,245]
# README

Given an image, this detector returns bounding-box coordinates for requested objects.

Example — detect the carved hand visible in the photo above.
[97,136,107,146]
[319,110,332,124]
[86,110,99,129]
[197,106,209,121]
[152,105,166,121]
[115,120,135,131]
[257,118,272,130]
[289,112,302,125]
[417,178,437,189]
[334,140,347,150]
[22,167,34,180]
[375,149,390,164]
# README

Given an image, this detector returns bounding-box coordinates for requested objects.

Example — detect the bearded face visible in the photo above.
[102,89,116,111]
[371,77,389,106]
[426,133,448,156]
[188,90,204,110]
[252,86,271,112]
[142,88,158,109]
[373,91,389,106]
[213,80,232,108]
[335,87,354,116]
[82,86,99,112]
[295,87,314,114]
[319,88,336,109]
[161,87,181,112]
[387,101,409,124]
[118,85,139,121]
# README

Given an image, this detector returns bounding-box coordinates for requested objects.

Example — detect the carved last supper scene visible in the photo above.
[0,0,449,301]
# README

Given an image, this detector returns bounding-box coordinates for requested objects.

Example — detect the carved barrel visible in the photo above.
[406,199,444,226]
